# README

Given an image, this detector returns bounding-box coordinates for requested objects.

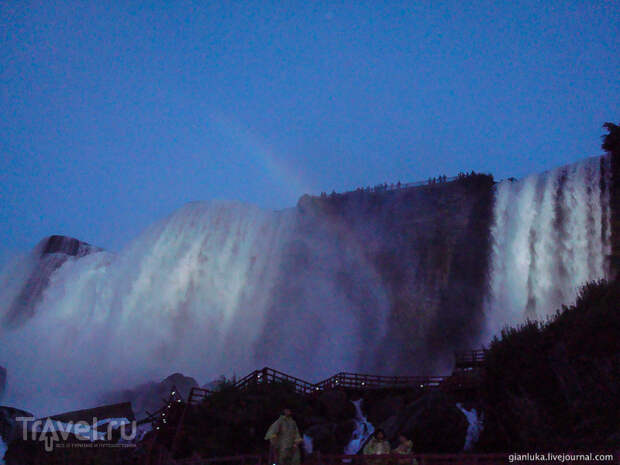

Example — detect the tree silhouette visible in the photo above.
[602,122,619,154]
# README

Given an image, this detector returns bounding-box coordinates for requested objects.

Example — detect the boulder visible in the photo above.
[100,372,198,420]
[378,414,400,439]
[0,406,34,443]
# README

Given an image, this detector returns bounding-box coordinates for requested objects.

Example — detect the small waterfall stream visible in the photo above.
[344,399,374,455]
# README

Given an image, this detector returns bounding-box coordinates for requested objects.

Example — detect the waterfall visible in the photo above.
[485,155,611,336]
[1,154,612,416]
[344,399,374,455]
[0,201,389,415]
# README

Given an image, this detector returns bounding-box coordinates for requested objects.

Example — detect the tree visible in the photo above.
[602,122,619,154]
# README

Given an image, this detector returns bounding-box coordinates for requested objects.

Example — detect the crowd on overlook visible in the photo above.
[317,170,483,199]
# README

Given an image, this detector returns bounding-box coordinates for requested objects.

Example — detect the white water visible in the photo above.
[344,399,374,455]
[0,155,613,416]
[485,155,611,336]
[456,403,483,451]
[0,201,389,415]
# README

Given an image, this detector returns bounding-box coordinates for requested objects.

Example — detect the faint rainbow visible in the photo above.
[209,111,313,203]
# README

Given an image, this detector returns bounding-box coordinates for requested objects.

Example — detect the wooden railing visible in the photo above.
[306,454,507,465]
[235,367,317,394]
[440,371,483,392]
[173,454,263,465]
[315,373,446,391]
[170,452,620,465]
[188,387,212,405]
[184,349,488,406]
[454,350,486,369]
[308,452,620,465]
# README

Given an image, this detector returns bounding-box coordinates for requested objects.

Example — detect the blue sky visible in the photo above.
[1,0,618,257]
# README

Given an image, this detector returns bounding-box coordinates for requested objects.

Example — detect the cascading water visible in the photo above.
[344,399,374,455]
[485,155,611,336]
[0,155,613,416]
[0,201,389,415]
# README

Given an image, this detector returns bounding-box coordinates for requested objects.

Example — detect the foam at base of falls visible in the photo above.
[485,155,611,336]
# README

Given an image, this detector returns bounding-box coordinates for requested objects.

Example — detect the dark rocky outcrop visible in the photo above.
[2,235,101,328]
[38,235,97,257]
[100,373,198,420]
[0,406,34,443]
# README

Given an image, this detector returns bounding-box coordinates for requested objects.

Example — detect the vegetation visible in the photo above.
[478,280,620,451]
[602,122,620,154]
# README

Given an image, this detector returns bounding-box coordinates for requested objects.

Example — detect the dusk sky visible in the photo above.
[1,1,618,258]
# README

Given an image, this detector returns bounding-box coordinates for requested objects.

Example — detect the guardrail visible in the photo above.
[174,454,263,465]
[188,387,212,405]
[235,367,317,395]
[315,373,446,391]
[185,351,488,406]
[170,452,620,465]
[306,453,505,465]
[303,452,620,465]
[454,350,486,369]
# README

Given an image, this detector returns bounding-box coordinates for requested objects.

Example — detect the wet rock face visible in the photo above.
[288,176,496,375]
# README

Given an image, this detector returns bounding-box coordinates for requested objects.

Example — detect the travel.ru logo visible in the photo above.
[16,416,137,452]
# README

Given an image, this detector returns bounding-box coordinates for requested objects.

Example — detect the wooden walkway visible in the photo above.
[186,350,487,405]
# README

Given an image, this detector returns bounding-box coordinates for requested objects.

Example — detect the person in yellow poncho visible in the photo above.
[265,408,302,465]
[363,429,390,465]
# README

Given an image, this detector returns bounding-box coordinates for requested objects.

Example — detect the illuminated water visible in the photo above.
[485,155,611,336]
